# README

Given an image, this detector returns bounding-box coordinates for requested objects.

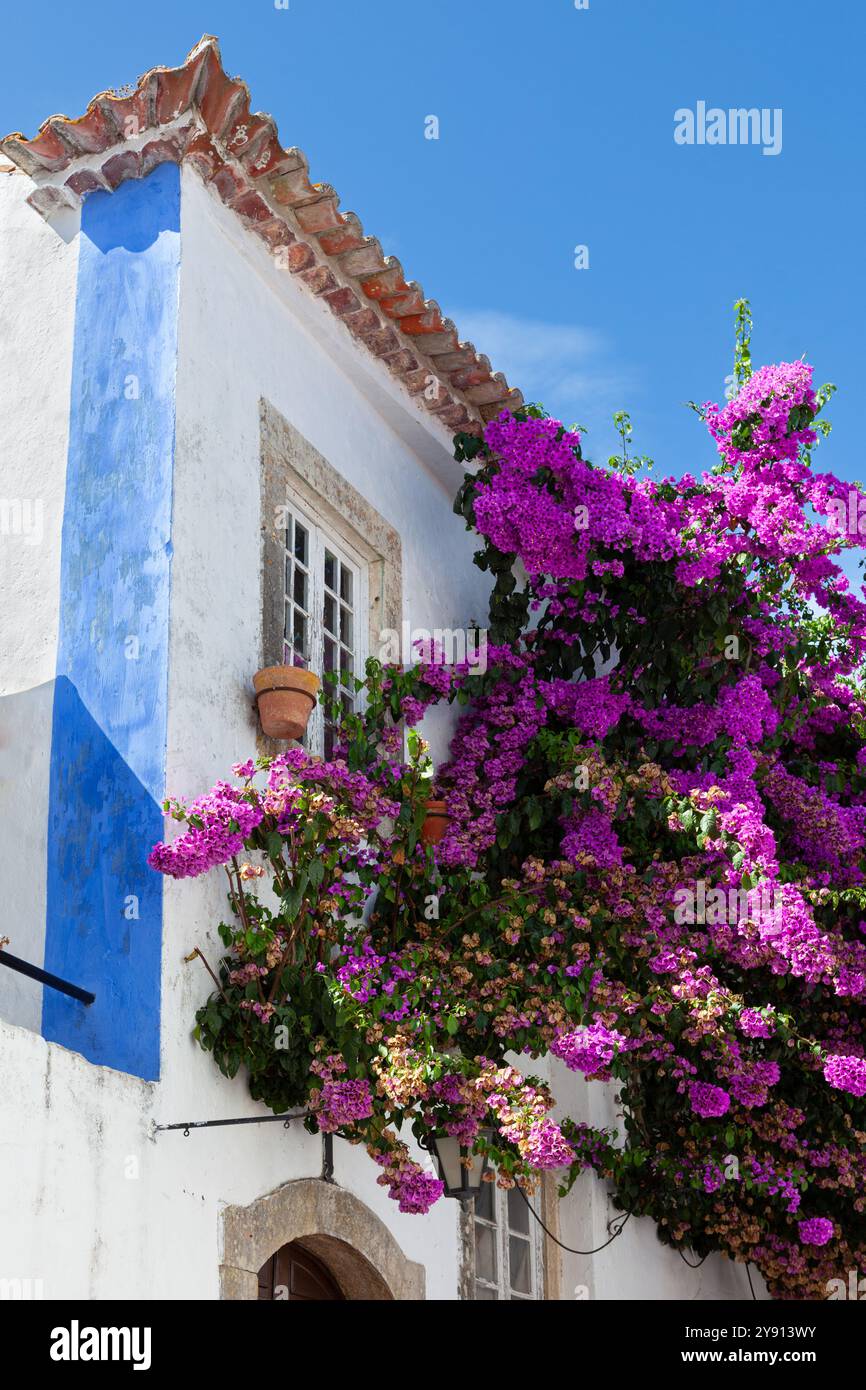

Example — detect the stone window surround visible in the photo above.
[260,397,402,677]
[220,1178,425,1300]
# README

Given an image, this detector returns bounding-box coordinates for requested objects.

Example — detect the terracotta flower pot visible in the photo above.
[253,666,320,741]
[420,798,449,846]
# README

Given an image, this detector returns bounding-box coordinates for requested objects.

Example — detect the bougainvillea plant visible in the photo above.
[150,302,866,1298]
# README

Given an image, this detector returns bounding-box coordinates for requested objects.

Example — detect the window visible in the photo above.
[261,406,402,739]
[472,1181,543,1300]
[281,498,367,757]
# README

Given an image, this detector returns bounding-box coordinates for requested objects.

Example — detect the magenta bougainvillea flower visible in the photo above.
[823,1054,866,1099]
[688,1082,732,1119]
[798,1218,835,1247]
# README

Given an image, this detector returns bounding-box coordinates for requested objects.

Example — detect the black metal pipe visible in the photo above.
[0,949,95,1005]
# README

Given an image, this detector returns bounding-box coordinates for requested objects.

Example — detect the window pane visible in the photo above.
[475,1183,495,1224]
[507,1187,530,1235]
[293,612,308,661]
[474,1224,497,1283]
[279,511,364,763]
[474,1284,497,1301]
[323,594,337,635]
[293,567,307,610]
[509,1236,532,1295]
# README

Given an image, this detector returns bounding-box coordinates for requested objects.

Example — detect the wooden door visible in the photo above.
[258,1242,345,1300]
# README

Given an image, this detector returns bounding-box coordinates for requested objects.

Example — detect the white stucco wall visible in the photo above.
[0,173,78,1025]
[0,161,765,1302]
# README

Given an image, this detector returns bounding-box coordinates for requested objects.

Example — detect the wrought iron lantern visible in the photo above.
[424,1130,492,1201]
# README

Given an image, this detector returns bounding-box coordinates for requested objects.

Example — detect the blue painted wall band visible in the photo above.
[43,162,180,1079]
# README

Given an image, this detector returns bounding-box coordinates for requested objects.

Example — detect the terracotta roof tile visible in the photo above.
[0,35,523,433]
[380,348,420,375]
[257,218,296,251]
[102,148,142,189]
[65,167,110,198]
[286,241,316,273]
[342,307,381,338]
[318,217,365,257]
[300,265,338,296]
[359,326,401,357]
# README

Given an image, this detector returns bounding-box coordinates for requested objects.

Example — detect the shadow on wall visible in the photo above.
[0,678,163,1079]
[0,680,55,1031]
[44,675,163,1079]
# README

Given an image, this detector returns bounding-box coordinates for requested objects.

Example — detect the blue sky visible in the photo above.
[3,0,864,486]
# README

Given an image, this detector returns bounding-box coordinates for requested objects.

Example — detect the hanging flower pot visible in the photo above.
[253,665,320,741]
[420,798,449,845]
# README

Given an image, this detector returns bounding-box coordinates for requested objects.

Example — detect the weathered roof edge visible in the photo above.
[1,35,523,435]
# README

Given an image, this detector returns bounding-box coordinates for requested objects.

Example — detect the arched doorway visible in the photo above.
[220,1178,425,1300]
[258,1241,346,1301]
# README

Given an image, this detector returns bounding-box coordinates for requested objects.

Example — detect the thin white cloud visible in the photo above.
[448,309,640,451]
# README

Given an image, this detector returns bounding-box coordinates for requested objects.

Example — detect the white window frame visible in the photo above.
[472,1180,544,1301]
[280,495,368,757]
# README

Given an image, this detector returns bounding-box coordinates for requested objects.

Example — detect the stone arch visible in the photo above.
[220,1178,425,1300]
